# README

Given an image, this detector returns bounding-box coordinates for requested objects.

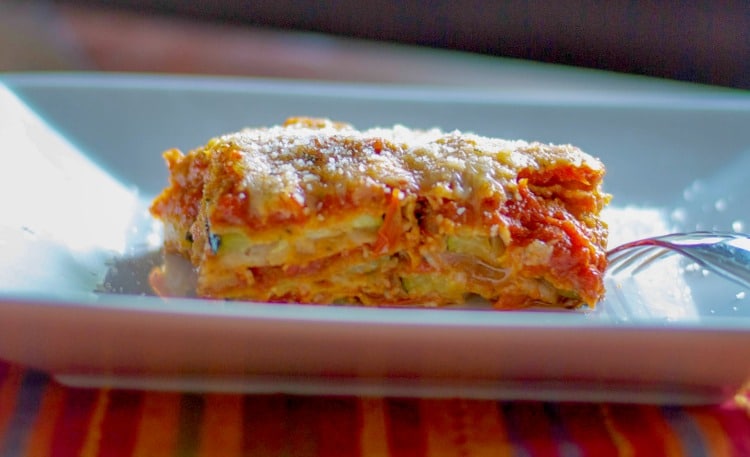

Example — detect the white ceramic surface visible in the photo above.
[1,73,749,404]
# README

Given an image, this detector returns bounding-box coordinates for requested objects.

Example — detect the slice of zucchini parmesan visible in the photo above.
[150,117,609,309]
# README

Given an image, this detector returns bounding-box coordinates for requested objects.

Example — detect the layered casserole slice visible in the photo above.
[150,117,609,308]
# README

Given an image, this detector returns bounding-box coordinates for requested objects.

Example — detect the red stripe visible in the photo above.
[48,387,98,457]
[175,393,204,456]
[0,362,23,455]
[315,397,359,457]
[0,362,10,384]
[606,405,669,455]
[385,398,426,457]
[555,403,619,456]
[242,395,286,457]
[96,390,143,457]
[281,396,322,456]
[499,401,558,456]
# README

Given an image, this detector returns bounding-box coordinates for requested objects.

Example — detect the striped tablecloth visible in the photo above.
[1,360,748,456]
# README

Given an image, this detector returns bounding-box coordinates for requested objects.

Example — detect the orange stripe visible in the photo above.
[420,399,459,457]
[131,391,182,457]
[79,389,110,457]
[686,409,733,457]
[735,394,750,418]
[22,381,67,457]
[735,381,750,418]
[421,399,513,457]
[0,364,24,449]
[602,404,696,456]
[358,397,389,457]
[463,400,514,457]
[599,405,635,457]
[638,406,684,457]
[198,394,243,457]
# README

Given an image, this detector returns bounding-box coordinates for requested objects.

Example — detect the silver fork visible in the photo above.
[607,232,750,289]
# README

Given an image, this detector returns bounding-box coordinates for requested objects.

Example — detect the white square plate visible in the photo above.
[1,73,749,404]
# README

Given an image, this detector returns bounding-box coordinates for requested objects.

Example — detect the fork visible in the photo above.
[607,232,750,289]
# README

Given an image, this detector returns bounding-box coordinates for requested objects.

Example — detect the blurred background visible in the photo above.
[1,0,748,90]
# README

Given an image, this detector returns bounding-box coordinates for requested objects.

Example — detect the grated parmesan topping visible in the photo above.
[207,117,604,219]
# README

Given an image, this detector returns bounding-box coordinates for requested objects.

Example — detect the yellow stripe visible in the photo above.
[358,397,389,457]
[132,391,182,457]
[686,409,733,457]
[22,380,67,457]
[735,394,750,418]
[735,381,750,418]
[599,405,634,457]
[198,394,243,457]
[79,389,110,457]
[422,399,513,457]
[0,364,24,444]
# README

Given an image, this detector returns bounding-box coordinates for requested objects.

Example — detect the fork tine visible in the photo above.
[607,245,664,274]
[629,248,674,275]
